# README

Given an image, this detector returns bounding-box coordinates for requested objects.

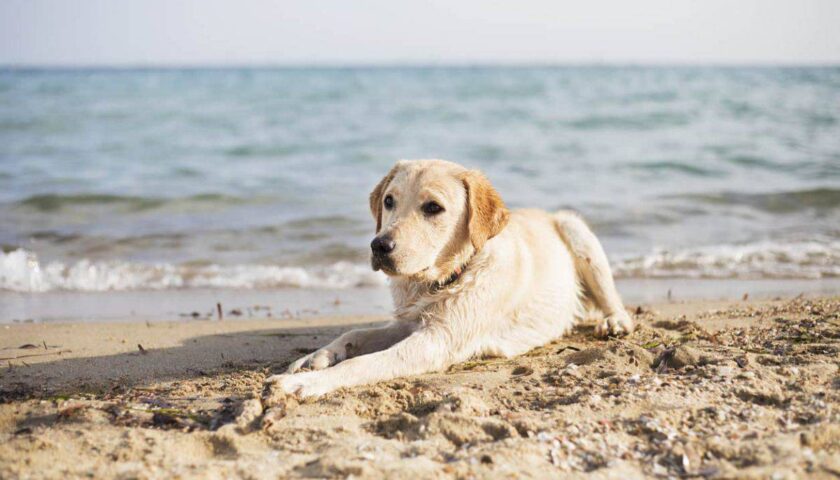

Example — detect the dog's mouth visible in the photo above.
[371,254,397,275]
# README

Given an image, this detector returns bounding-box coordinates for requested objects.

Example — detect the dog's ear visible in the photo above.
[369,164,400,233]
[460,170,509,251]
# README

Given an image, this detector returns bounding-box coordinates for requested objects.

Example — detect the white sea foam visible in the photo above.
[2,240,838,293]
[612,240,840,279]
[0,249,386,293]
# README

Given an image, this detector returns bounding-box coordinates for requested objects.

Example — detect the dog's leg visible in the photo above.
[554,211,633,336]
[267,325,461,399]
[286,321,415,373]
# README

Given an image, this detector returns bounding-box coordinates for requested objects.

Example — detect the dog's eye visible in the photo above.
[383,194,395,210]
[422,202,444,215]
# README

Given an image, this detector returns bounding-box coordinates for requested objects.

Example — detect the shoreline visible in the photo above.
[3,277,839,325]
[1,295,838,478]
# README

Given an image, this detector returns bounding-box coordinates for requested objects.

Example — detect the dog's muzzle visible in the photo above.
[370,235,396,272]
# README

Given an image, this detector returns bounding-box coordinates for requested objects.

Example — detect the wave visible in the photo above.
[675,188,840,213]
[14,193,249,213]
[3,239,839,293]
[0,249,385,293]
[566,112,691,131]
[612,240,840,279]
[627,160,723,177]
[224,145,301,158]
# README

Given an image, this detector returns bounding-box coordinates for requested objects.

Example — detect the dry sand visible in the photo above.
[1,296,839,479]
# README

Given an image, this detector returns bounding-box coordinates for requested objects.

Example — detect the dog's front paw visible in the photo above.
[265,371,334,400]
[595,311,635,337]
[286,346,346,373]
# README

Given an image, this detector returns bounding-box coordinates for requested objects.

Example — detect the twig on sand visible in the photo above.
[0,349,72,361]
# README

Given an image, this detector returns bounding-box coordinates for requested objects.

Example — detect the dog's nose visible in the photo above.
[370,235,396,255]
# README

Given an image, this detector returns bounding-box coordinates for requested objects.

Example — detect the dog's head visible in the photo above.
[368,159,509,283]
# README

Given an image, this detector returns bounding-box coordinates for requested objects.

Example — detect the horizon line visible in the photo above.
[2,59,840,71]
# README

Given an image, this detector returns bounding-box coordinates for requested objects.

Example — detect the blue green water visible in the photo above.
[1,66,839,292]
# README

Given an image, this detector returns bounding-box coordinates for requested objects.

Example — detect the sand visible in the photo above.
[1,296,839,479]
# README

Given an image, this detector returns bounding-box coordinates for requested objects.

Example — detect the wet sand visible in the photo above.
[1,296,839,479]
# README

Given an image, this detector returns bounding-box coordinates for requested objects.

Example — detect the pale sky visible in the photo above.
[1,0,839,66]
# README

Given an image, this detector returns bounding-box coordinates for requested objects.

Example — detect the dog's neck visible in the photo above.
[426,243,476,287]
[429,261,468,293]
[390,247,479,320]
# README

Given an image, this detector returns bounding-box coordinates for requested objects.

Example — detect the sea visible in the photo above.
[1,66,839,322]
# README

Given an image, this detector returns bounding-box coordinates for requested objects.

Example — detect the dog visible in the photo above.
[266,159,633,399]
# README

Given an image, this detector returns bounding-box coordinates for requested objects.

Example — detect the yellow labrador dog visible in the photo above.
[266,159,633,398]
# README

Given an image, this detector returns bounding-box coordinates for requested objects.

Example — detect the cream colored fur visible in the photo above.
[266,159,633,398]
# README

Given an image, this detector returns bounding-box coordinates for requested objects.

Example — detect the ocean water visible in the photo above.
[1,66,839,296]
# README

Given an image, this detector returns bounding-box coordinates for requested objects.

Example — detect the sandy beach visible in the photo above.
[1,295,838,479]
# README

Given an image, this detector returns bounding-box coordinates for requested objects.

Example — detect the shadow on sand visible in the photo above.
[0,320,385,402]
